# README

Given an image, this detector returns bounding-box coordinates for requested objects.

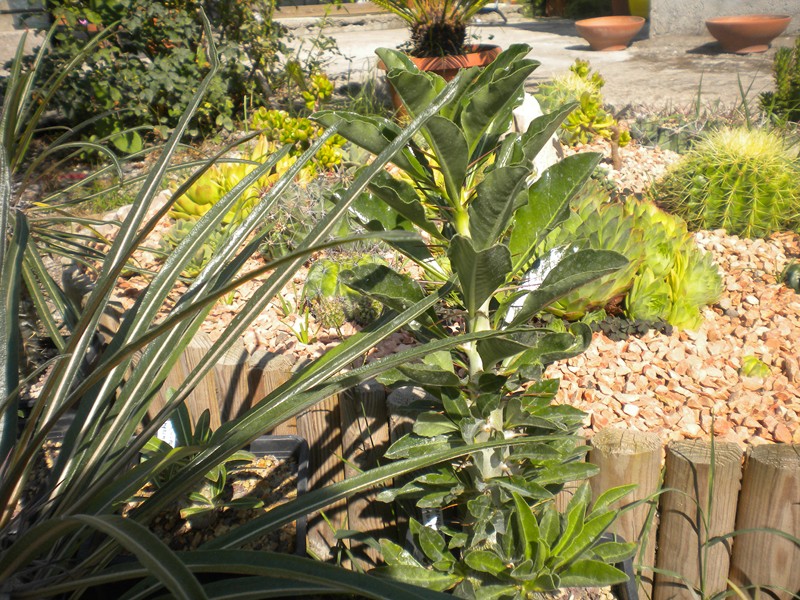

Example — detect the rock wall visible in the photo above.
[650,0,800,36]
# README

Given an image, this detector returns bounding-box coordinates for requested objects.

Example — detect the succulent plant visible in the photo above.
[760,36,800,124]
[161,220,231,279]
[536,60,631,147]
[654,127,800,239]
[538,182,722,328]
[782,260,800,293]
[303,255,386,327]
[539,183,644,320]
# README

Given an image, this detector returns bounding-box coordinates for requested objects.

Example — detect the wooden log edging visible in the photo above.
[589,429,661,599]
[654,440,744,600]
[729,444,800,600]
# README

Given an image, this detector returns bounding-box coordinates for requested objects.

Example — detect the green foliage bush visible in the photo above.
[538,182,722,329]
[319,45,635,594]
[536,60,631,147]
[3,22,519,598]
[654,126,800,238]
[760,37,800,124]
[35,0,328,141]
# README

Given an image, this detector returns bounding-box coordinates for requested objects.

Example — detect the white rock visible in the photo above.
[511,93,562,181]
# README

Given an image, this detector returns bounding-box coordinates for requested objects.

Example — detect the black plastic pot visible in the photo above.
[249,434,309,556]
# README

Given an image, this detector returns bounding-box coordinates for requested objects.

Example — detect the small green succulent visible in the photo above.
[161,220,230,279]
[782,261,800,293]
[537,182,722,328]
[140,405,261,522]
[536,60,631,147]
[760,37,800,124]
[303,255,386,328]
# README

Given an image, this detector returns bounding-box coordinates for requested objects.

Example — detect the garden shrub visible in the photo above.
[536,59,631,147]
[320,45,636,594]
[653,126,800,238]
[538,181,722,329]
[35,0,332,142]
[760,36,800,124]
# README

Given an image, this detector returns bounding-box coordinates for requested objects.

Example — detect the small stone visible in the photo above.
[773,422,793,444]
[623,403,640,417]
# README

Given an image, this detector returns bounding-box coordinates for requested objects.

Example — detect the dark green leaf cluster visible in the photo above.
[374,485,637,597]
[1,23,498,598]
[317,44,632,594]
[27,0,295,141]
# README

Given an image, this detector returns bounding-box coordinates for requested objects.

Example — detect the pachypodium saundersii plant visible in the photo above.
[317,44,634,596]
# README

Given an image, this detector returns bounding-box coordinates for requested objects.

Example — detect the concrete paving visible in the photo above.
[284,12,795,111]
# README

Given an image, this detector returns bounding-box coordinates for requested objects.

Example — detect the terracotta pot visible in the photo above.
[407,44,502,82]
[575,15,645,51]
[381,44,502,112]
[705,15,792,54]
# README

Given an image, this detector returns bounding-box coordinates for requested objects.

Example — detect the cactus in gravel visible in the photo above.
[653,127,800,238]
[760,37,800,124]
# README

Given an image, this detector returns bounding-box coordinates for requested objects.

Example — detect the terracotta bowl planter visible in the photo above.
[407,44,502,82]
[575,16,645,51]
[705,15,792,54]
[380,44,501,112]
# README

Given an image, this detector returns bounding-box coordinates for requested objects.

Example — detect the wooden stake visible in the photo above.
[386,386,438,543]
[729,444,800,600]
[654,440,743,600]
[589,428,662,598]
[151,332,219,428]
[340,380,392,568]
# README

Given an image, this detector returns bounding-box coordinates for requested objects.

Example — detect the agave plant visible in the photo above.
[370,0,494,57]
[316,45,635,595]
[1,18,541,599]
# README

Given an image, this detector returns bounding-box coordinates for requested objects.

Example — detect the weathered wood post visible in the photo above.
[589,428,662,598]
[246,350,296,435]
[653,440,743,600]
[151,331,220,427]
[213,337,252,422]
[729,444,800,599]
[340,380,392,568]
[386,386,436,543]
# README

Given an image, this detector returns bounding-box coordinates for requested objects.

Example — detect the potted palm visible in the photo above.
[373,0,502,82]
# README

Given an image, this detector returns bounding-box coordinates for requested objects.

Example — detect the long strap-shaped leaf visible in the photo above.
[100,73,467,511]
[0,514,207,600]
[0,12,224,524]
[35,12,221,429]
[61,137,331,497]
[0,147,23,465]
